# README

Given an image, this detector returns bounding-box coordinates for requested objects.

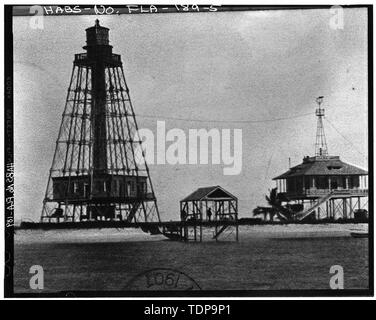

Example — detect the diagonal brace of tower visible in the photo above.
[41,20,160,223]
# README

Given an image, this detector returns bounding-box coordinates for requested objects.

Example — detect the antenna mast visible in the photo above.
[315,96,328,157]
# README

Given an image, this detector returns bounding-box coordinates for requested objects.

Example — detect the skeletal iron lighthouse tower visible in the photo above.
[314,96,328,157]
[41,20,160,223]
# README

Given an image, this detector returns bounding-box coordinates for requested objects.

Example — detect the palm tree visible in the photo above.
[253,188,298,222]
[253,206,276,221]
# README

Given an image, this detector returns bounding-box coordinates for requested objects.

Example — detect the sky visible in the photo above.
[13,8,368,222]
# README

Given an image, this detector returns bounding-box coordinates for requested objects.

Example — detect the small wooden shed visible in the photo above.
[180,186,238,241]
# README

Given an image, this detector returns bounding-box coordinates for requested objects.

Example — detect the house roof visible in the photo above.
[181,186,237,202]
[273,156,368,180]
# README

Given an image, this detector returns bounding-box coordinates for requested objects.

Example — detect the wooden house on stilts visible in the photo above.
[273,97,368,222]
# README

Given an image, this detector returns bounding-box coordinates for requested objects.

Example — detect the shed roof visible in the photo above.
[273,156,368,180]
[181,186,237,202]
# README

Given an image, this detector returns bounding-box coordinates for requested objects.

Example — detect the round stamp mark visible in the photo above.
[126,268,201,291]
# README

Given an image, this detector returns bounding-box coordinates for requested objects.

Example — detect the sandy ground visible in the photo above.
[14,223,368,244]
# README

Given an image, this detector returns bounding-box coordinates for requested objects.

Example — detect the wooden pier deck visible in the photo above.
[16,217,366,231]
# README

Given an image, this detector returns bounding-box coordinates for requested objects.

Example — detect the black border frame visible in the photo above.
[4,4,374,298]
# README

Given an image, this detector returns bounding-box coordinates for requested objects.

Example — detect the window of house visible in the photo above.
[138,181,146,195]
[316,176,329,189]
[143,181,147,194]
[296,177,303,192]
[330,177,338,189]
[351,176,360,188]
[287,178,294,192]
[73,181,79,194]
[102,181,111,193]
[84,183,89,197]
[304,177,310,190]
